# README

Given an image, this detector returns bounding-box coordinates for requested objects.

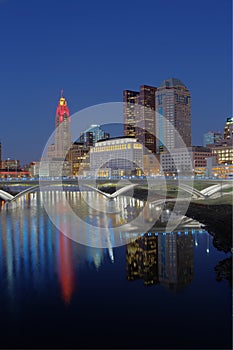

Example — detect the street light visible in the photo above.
[15,160,17,178]
[7,158,10,177]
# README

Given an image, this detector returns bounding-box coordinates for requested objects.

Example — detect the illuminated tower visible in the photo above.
[223,117,233,144]
[55,92,71,159]
[123,86,157,153]
[156,78,191,152]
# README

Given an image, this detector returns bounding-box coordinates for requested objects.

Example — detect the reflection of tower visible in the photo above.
[126,235,158,286]
[58,234,75,304]
[55,92,71,159]
[158,233,194,291]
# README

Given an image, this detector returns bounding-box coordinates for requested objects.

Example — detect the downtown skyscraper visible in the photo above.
[156,78,191,152]
[44,92,72,177]
[123,85,157,153]
[55,93,71,159]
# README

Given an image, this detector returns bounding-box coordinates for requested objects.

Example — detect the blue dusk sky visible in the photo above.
[0,0,231,164]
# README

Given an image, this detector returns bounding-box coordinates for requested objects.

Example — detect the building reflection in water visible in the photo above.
[0,193,112,304]
[126,235,158,286]
[0,191,211,304]
[57,234,75,304]
[126,232,194,291]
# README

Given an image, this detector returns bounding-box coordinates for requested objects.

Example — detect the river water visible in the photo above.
[0,191,231,349]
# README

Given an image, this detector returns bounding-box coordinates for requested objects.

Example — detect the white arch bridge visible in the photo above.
[179,183,232,199]
[0,182,232,204]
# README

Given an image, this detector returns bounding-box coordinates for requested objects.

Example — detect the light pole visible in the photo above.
[15,160,17,178]
[7,158,10,177]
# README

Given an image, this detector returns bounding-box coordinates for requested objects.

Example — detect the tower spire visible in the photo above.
[60,89,64,98]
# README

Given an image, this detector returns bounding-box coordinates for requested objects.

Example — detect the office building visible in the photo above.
[2,159,20,170]
[223,117,233,143]
[54,92,71,159]
[156,78,191,152]
[160,146,211,175]
[203,131,223,147]
[68,142,90,175]
[90,137,143,177]
[80,124,109,146]
[42,93,72,177]
[123,90,139,137]
[143,154,160,176]
[123,85,157,153]
[210,144,233,165]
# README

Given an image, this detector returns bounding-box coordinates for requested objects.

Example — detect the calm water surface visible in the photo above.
[0,192,231,349]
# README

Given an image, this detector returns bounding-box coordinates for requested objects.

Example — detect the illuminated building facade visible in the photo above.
[55,93,71,159]
[42,93,72,177]
[211,145,233,165]
[194,164,233,179]
[223,117,233,143]
[90,137,143,177]
[136,85,157,153]
[156,78,191,152]
[80,124,110,146]
[123,85,157,153]
[204,117,233,167]
[2,159,20,171]
[68,142,90,175]
[123,90,139,137]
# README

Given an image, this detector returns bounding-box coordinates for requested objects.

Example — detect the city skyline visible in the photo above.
[0,0,231,164]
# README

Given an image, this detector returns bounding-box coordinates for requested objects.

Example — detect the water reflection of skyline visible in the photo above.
[127,233,194,291]
[0,192,214,304]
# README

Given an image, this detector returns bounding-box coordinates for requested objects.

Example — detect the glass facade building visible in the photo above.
[123,85,157,153]
[156,78,191,152]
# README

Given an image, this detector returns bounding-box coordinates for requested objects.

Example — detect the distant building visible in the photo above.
[194,163,233,179]
[29,162,40,177]
[160,146,212,175]
[203,118,233,165]
[123,85,157,153]
[143,154,160,176]
[54,92,71,159]
[90,137,143,177]
[68,142,90,175]
[210,144,233,165]
[223,117,233,143]
[123,90,139,137]
[80,124,109,146]
[42,93,72,177]
[203,131,223,147]
[136,85,157,153]
[2,159,20,171]
[156,78,191,152]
